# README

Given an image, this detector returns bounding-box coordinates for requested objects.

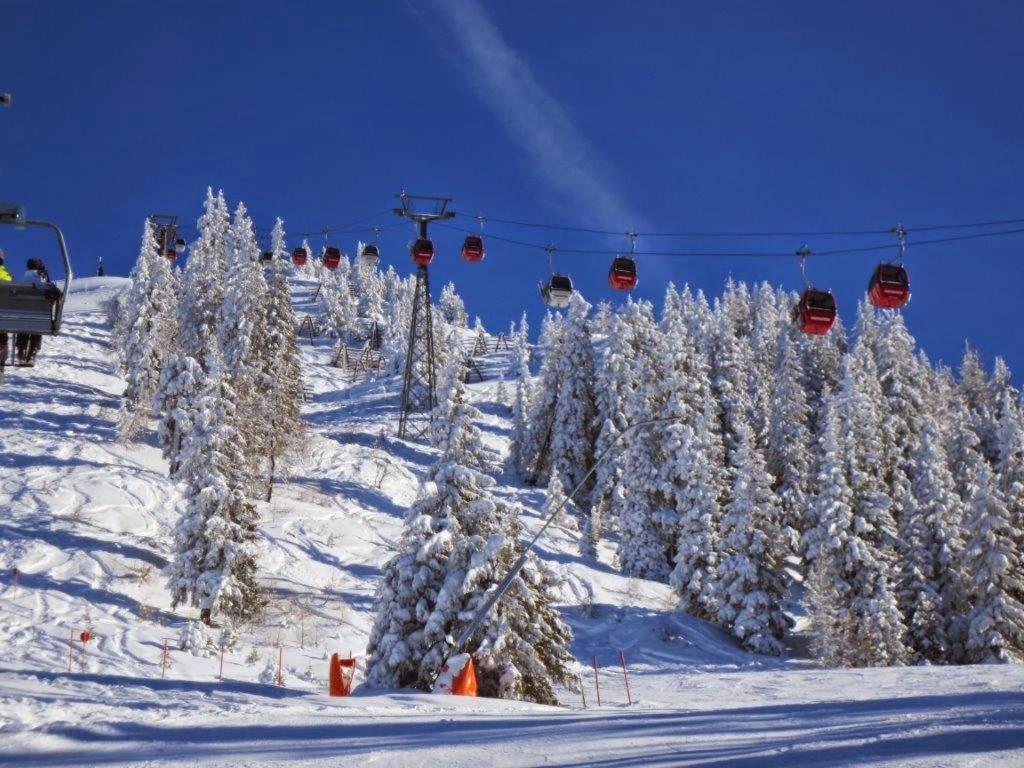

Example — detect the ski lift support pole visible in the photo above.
[444,416,681,661]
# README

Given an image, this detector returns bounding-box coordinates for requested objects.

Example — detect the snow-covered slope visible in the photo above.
[2,275,1024,766]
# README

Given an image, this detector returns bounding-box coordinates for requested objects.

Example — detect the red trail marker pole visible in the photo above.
[277,646,284,686]
[592,656,602,707]
[619,650,632,706]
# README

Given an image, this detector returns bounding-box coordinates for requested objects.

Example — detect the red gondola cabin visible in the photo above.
[608,257,638,291]
[411,238,435,266]
[323,246,342,270]
[868,263,910,309]
[292,247,308,267]
[793,289,837,335]
[461,235,485,262]
[261,250,274,263]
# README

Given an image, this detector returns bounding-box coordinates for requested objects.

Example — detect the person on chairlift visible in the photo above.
[15,258,51,365]
[0,249,11,371]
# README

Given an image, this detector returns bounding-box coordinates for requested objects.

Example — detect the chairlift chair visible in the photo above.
[411,238,435,267]
[867,263,911,309]
[323,246,342,270]
[461,234,484,262]
[0,203,73,337]
[540,274,573,309]
[608,256,638,290]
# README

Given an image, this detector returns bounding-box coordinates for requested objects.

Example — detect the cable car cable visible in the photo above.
[451,210,1024,240]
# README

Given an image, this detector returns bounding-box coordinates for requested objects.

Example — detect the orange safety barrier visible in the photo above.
[329,653,356,696]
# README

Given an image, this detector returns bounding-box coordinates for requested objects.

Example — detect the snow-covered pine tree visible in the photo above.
[354,258,385,345]
[519,312,565,486]
[261,217,306,501]
[381,271,412,375]
[804,353,908,666]
[588,299,659,550]
[365,358,574,702]
[165,343,265,625]
[748,282,784,450]
[218,202,273,490]
[547,293,597,499]
[963,458,1024,663]
[902,417,967,662]
[155,188,230,474]
[668,415,723,621]
[438,281,468,328]
[714,420,788,654]
[767,323,813,555]
[320,255,358,343]
[615,357,676,581]
[508,319,533,477]
[804,397,908,666]
[710,300,756,467]
[118,220,179,441]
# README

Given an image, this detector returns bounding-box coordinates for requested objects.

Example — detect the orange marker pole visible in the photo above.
[620,651,632,706]
[277,646,284,687]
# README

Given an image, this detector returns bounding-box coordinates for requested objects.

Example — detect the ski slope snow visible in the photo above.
[1,275,1023,767]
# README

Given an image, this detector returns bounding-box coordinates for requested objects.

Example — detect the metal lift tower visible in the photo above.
[393,192,454,440]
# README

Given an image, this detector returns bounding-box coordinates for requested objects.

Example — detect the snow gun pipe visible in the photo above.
[449,417,681,656]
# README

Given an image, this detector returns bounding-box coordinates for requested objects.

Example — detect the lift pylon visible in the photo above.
[394,192,454,440]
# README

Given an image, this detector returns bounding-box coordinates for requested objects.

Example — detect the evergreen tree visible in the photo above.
[668,415,723,621]
[547,294,597,497]
[438,281,468,327]
[508,321,533,477]
[903,418,965,662]
[715,422,788,655]
[165,345,265,625]
[589,299,659,548]
[118,221,179,441]
[218,202,273,490]
[262,217,306,501]
[155,188,230,473]
[767,324,813,554]
[520,312,565,485]
[804,399,908,666]
[963,458,1024,663]
[366,362,574,702]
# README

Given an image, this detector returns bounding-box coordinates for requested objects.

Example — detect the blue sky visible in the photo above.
[3,1,1022,378]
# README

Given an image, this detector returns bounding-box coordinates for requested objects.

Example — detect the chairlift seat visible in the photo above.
[0,282,64,335]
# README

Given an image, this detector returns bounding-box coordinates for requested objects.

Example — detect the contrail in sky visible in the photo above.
[424,0,644,231]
